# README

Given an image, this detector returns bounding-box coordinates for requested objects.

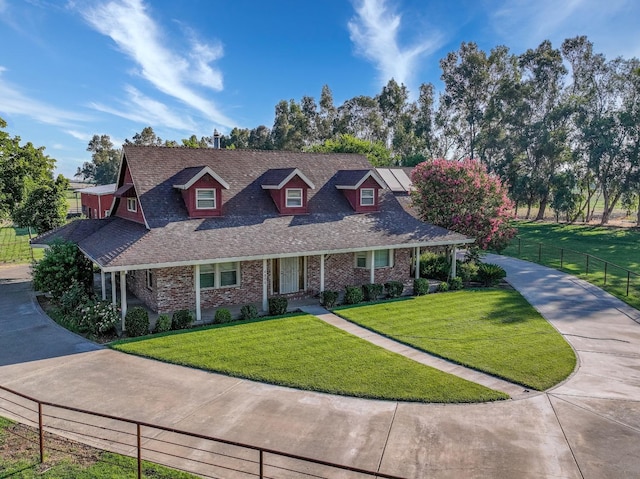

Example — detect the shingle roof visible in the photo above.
[77,183,116,196]
[36,147,473,270]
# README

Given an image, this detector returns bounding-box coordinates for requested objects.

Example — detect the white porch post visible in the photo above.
[320,254,325,292]
[111,271,116,305]
[262,259,268,312]
[120,270,127,330]
[414,247,420,279]
[451,246,457,279]
[101,269,106,300]
[369,250,375,284]
[195,264,201,322]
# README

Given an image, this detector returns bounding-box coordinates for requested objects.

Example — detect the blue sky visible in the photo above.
[1,0,639,179]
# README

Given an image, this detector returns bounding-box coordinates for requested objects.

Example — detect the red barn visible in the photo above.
[79,183,116,219]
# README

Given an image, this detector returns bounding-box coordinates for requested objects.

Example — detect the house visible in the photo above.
[78,183,116,219]
[35,146,473,325]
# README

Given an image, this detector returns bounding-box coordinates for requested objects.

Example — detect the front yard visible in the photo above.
[112,287,576,402]
[335,289,576,391]
[112,313,508,403]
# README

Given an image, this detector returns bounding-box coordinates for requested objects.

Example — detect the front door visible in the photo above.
[279,257,299,294]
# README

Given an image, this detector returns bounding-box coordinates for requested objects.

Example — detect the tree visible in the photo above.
[0,117,56,218]
[76,135,121,185]
[306,134,392,167]
[124,126,163,146]
[32,240,94,301]
[411,159,516,251]
[318,84,337,141]
[248,125,273,150]
[12,176,68,234]
[181,135,211,148]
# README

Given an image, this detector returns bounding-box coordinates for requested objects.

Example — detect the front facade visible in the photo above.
[37,146,473,325]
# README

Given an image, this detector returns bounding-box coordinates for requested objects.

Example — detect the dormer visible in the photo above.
[261,168,315,215]
[335,169,386,213]
[173,166,230,218]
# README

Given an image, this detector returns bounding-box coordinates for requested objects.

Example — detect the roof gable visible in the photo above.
[335,169,386,190]
[261,168,315,190]
[173,166,230,190]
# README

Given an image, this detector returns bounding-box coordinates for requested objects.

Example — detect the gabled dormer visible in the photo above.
[113,159,146,225]
[173,166,230,218]
[335,169,386,213]
[261,168,315,215]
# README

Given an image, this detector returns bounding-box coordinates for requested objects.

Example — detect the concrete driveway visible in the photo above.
[1,258,639,478]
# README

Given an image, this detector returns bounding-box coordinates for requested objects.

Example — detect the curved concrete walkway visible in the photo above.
[1,258,640,478]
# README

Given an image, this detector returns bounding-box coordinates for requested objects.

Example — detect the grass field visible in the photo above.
[0,416,197,478]
[112,313,507,403]
[0,226,44,263]
[335,289,576,391]
[502,221,640,310]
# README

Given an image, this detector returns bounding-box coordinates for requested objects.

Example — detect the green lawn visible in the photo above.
[502,221,640,310]
[112,313,508,403]
[0,226,44,263]
[335,289,576,391]
[0,416,197,478]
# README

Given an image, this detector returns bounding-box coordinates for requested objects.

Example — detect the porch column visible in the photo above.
[111,271,116,305]
[319,254,325,292]
[120,270,127,330]
[262,259,268,312]
[414,247,420,279]
[369,250,375,284]
[451,246,457,279]
[194,264,201,322]
[101,269,106,300]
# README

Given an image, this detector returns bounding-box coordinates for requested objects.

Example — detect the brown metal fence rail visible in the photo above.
[0,384,406,479]
[510,237,640,301]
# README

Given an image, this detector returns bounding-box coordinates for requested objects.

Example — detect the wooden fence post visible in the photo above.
[38,402,44,463]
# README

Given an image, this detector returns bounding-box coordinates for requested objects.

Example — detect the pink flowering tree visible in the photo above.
[410,159,516,251]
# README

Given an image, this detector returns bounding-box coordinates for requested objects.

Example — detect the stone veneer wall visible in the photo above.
[200,260,264,309]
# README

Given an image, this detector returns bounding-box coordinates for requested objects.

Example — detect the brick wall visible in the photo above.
[126,248,416,314]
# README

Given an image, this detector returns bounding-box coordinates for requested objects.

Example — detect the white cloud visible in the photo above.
[0,67,88,127]
[348,0,443,90]
[491,0,640,59]
[89,85,198,132]
[64,129,92,142]
[80,0,233,128]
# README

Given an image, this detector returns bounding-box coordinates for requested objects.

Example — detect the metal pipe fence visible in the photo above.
[0,384,405,479]
[507,237,640,307]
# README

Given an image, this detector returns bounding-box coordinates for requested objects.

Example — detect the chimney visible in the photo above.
[212,129,221,149]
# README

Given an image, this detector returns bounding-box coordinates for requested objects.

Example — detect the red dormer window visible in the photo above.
[335,170,386,213]
[173,166,229,218]
[262,168,315,215]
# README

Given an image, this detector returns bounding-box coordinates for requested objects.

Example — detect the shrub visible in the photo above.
[437,281,450,292]
[419,252,450,281]
[59,279,91,316]
[32,239,94,301]
[343,285,364,305]
[240,304,259,320]
[214,308,233,324]
[384,281,404,298]
[79,300,119,335]
[125,307,150,337]
[172,310,193,330]
[320,290,339,308]
[268,297,288,316]
[448,276,463,291]
[154,314,172,333]
[413,278,429,296]
[362,283,384,302]
[458,261,479,283]
[477,263,507,286]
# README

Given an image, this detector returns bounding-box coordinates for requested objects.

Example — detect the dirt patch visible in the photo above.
[0,421,101,469]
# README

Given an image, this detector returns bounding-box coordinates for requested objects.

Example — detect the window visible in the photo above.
[127,197,137,212]
[104,209,110,217]
[360,188,375,206]
[355,250,393,269]
[286,188,303,208]
[200,262,240,289]
[146,269,154,289]
[196,189,216,209]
